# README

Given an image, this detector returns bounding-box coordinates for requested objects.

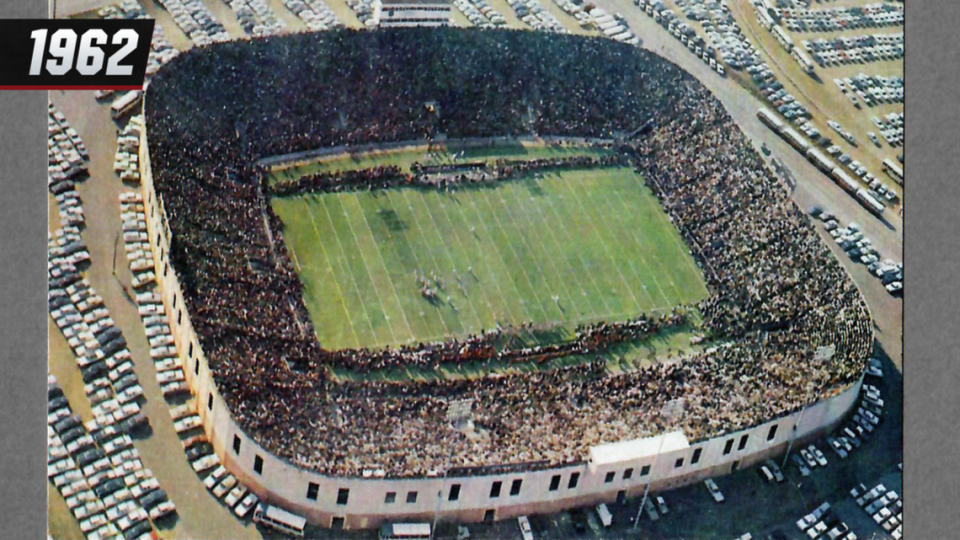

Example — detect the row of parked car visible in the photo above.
[589,7,638,45]
[802,33,903,68]
[638,0,727,76]
[853,481,902,539]
[114,117,143,185]
[120,191,263,523]
[835,73,903,110]
[48,104,88,229]
[550,0,593,29]
[507,0,567,34]
[753,66,811,120]
[224,0,287,37]
[156,0,231,46]
[816,211,902,295]
[49,376,175,540]
[283,0,342,32]
[872,112,903,148]
[796,501,857,540]
[778,3,903,33]
[346,0,378,27]
[99,0,180,81]
[455,0,507,28]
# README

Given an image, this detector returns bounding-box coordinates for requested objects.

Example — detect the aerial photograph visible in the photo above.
[46,0,903,539]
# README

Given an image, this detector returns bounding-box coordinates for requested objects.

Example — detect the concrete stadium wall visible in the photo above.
[139,129,863,530]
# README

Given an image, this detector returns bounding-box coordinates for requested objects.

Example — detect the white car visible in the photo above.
[235,492,259,518]
[704,478,724,503]
[203,466,227,490]
[518,515,534,540]
[225,485,248,507]
[885,282,902,294]
[213,475,237,498]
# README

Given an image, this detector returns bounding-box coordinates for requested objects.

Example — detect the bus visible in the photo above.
[792,48,816,74]
[379,523,432,540]
[882,158,903,184]
[855,189,885,217]
[252,503,307,538]
[110,91,142,120]
[757,108,784,132]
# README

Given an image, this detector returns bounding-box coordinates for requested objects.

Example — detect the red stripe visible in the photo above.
[0,85,144,90]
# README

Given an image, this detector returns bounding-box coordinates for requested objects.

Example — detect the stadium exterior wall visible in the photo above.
[139,128,863,530]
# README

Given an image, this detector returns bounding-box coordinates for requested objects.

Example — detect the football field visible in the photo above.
[272,166,709,350]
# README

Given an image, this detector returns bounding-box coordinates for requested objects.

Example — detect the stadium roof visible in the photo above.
[589,431,690,466]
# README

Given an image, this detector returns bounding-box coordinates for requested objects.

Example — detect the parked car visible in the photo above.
[704,479,724,503]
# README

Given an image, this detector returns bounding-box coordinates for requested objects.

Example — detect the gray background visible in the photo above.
[0,0,49,539]
[0,0,954,538]
[903,1,960,538]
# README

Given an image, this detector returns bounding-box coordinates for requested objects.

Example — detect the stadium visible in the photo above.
[139,28,871,529]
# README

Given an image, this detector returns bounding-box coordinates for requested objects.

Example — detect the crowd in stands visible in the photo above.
[145,28,872,478]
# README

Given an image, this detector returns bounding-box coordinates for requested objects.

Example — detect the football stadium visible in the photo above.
[137,28,872,528]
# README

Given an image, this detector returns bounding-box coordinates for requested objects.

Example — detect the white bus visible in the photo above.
[111,91,142,120]
[792,48,816,74]
[252,503,306,538]
[379,523,432,540]
[882,158,903,184]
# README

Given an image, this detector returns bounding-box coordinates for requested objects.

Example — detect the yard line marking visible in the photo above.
[489,183,566,321]
[315,196,381,345]
[591,170,675,307]
[608,176,683,305]
[354,192,446,340]
[301,198,362,349]
[432,191,505,325]
[502,178,589,319]
[351,192,416,342]
[539,175,615,316]
[331,195,401,345]
[410,189,485,333]
[630,174,710,302]
[462,192,535,322]
[476,188,553,322]
[398,188,463,337]
[564,171,646,312]
[449,188,533,323]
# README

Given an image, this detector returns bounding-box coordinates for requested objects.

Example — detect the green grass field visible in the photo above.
[272,163,709,351]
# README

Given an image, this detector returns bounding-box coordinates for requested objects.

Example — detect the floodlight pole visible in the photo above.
[633,399,684,531]
[632,434,666,530]
[782,405,807,471]
[432,469,445,540]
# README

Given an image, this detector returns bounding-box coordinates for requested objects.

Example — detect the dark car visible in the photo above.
[186,443,213,462]
[139,489,168,510]
[54,414,81,434]
[114,374,139,392]
[81,361,107,383]
[94,478,125,498]
[76,448,105,468]
[60,426,86,445]
[48,396,68,413]
[123,518,153,540]
[48,383,65,399]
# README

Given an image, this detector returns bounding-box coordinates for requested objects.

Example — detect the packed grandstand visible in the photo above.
[144,28,872,479]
